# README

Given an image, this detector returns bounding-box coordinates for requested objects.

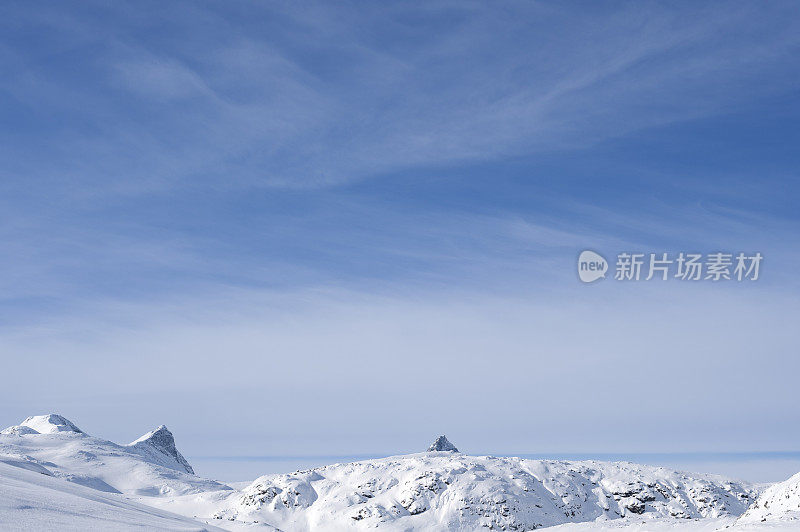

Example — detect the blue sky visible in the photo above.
[1,1,799,468]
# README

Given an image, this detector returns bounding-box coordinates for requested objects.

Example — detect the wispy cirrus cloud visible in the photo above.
[2,1,799,195]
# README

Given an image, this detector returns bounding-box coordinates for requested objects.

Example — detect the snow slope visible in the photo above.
[546,517,800,531]
[0,460,224,531]
[738,470,800,524]
[2,414,84,435]
[0,414,230,497]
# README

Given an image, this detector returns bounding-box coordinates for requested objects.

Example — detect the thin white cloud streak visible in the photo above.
[0,185,796,316]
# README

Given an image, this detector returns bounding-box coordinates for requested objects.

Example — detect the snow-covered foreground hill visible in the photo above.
[0,460,224,531]
[3,414,800,531]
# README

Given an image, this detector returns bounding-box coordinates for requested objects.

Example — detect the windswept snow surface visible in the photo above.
[545,517,800,531]
[0,460,224,531]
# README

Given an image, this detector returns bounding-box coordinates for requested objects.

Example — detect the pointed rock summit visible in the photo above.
[9,414,84,435]
[427,435,458,452]
[128,425,195,475]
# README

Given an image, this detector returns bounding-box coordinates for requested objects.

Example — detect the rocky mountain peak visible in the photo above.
[427,435,458,452]
[129,425,194,475]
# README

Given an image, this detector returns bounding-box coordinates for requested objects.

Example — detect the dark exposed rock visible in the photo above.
[427,435,458,452]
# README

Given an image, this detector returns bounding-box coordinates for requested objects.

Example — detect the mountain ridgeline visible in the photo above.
[3,415,800,531]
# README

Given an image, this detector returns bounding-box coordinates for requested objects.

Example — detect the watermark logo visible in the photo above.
[577,251,762,283]
[578,250,608,283]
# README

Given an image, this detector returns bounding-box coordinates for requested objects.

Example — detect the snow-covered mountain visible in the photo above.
[203,445,755,530]
[3,415,796,531]
[0,414,229,497]
[738,470,800,525]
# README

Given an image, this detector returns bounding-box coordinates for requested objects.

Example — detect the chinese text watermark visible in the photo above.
[578,251,762,283]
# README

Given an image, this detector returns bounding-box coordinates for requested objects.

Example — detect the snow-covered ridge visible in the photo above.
[217,451,756,530]
[3,416,797,531]
[738,471,800,524]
